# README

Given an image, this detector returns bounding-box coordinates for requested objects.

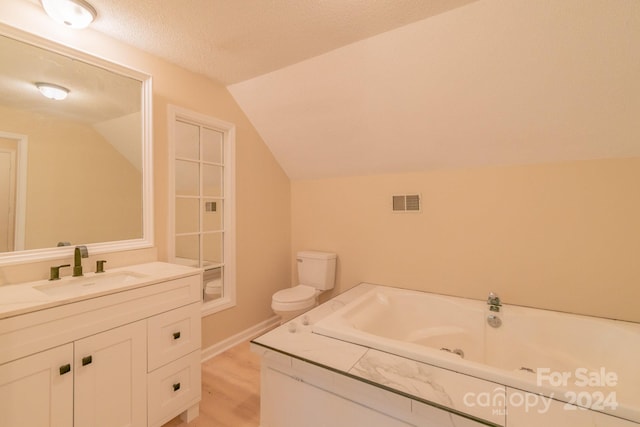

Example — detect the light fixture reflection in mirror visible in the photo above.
[35,82,69,100]
[41,0,97,29]
[0,25,153,266]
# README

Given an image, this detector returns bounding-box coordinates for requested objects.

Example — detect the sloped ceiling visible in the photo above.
[0,31,142,169]
[87,0,478,85]
[228,0,640,179]
[9,0,638,180]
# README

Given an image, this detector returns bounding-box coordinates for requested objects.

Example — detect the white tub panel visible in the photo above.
[411,400,494,427]
[507,388,639,427]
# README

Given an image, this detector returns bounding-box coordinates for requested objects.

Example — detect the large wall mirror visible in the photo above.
[0,24,152,265]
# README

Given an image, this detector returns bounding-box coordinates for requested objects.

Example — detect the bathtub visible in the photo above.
[312,285,640,423]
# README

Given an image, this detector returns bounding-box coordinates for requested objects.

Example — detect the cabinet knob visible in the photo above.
[82,355,93,366]
[172,382,181,392]
[59,364,71,375]
[173,331,181,340]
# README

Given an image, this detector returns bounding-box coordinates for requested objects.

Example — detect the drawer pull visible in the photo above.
[173,331,181,340]
[59,364,71,375]
[82,355,92,366]
[172,382,181,392]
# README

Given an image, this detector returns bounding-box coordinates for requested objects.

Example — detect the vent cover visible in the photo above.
[392,194,421,212]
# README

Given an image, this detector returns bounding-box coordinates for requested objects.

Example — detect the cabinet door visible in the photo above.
[0,343,73,427]
[74,320,147,427]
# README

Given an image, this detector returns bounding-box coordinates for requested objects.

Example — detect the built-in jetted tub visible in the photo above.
[312,285,640,423]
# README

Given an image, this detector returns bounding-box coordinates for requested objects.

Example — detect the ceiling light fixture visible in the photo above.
[41,0,97,29]
[36,83,70,100]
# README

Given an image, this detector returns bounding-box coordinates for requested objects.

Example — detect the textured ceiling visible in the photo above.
[0,33,140,124]
[87,0,478,85]
[7,0,640,180]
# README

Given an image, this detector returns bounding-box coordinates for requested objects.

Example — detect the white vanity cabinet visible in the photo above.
[74,321,147,427]
[0,321,147,427]
[0,263,202,427]
[147,302,202,427]
[0,343,73,427]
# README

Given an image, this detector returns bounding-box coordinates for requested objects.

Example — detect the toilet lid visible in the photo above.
[272,285,316,303]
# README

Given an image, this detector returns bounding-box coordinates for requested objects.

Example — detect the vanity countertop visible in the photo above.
[0,262,202,319]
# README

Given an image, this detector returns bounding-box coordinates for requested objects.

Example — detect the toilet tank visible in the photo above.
[297,251,337,290]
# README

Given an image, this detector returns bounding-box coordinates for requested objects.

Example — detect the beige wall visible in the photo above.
[0,105,141,249]
[0,8,291,349]
[3,3,637,356]
[292,157,640,323]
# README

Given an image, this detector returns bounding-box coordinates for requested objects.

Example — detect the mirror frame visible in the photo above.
[0,23,153,266]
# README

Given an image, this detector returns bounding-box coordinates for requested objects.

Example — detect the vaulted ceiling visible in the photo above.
[14,0,640,179]
[88,0,478,85]
[227,0,640,179]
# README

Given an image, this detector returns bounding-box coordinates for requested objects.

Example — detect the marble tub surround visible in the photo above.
[252,283,640,426]
[253,283,373,372]
[0,262,201,319]
[252,283,501,426]
[352,350,504,425]
[313,285,640,423]
[255,346,495,427]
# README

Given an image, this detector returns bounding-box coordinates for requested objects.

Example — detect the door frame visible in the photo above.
[0,131,28,251]
[167,105,236,317]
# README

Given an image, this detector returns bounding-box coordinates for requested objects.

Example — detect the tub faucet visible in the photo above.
[487,292,501,312]
[72,246,88,277]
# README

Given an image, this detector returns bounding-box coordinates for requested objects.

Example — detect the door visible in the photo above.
[0,133,27,252]
[0,344,74,427]
[0,140,17,252]
[74,320,147,427]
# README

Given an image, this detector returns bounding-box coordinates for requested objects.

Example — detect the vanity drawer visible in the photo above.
[147,350,201,427]
[0,272,202,366]
[147,302,201,371]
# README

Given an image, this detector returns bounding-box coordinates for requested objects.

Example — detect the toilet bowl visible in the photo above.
[272,285,318,323]
[203,268,222,300]
[271,251,337,323]
[204,278,222,297]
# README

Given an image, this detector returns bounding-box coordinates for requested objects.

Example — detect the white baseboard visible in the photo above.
[200,315,280,362]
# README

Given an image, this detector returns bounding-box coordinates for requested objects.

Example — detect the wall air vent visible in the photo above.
[392,194,421,212]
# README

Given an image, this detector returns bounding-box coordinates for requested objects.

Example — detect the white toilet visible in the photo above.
[272,251,337,323]
[203,267,222,300]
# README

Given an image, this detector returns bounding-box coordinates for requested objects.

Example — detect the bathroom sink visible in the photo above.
[34,272,145,297]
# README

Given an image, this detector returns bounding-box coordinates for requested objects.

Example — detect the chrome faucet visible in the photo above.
[487,292,502,312]
[72,246,89,277]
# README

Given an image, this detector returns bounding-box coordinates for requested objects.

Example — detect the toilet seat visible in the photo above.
[272,285,317,311]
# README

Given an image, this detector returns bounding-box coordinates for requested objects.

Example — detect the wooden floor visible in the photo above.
[162,341,261,427]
